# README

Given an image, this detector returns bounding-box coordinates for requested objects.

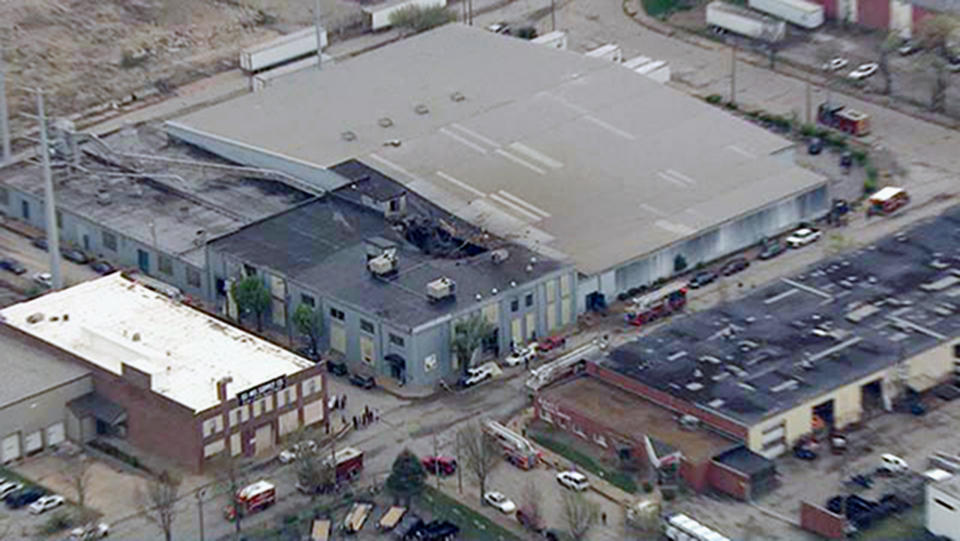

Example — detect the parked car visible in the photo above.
[421,456,457,476]
[31,237,48,251]
[412,520,459,541]
[295,346,319,361]
[29,494,64,514]
[486,22,510,34]
[793,446,817,460]
[32,272,53,288]
[556,471,589,491]
[720,257,749,276]
[483,491,516,514]
[0,482,23,499]
[68,522,110,540]
[879,453,908,474]
[822,57,849,71]
[687,270,717,289]
[786,228,822,248]
[758,241,785,260]
[326,359,347,376]
[349,373,376,389]
[61,248,89,264]
[840,151,854,168]
[458,364,494,388]
[898,41,921,55]
[538,335,566,352]
[504,344,537,367]
[848,62,879,80]
[5,487,45,508]
[89,260,115,275]
[0,258,26,275]
[278,440,317,464]
[807,137,823,155]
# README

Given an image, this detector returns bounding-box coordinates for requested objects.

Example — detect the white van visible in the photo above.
[880,453,908,474]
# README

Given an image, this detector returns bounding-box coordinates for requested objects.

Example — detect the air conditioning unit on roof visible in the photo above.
[427,277,456,302]
[368,249,398,276]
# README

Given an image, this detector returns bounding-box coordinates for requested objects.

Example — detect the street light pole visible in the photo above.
[34,89,62,290]
[0,44,10,165]
[455,431,462,494]
[196,489,206,541]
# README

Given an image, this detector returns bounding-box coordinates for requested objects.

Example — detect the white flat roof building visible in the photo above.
[0,274,314,412]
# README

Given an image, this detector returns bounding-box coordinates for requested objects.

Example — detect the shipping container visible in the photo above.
[239,27,329,73]
[706,2,786,42]
[363,0,448,31]
[584,43,623,63]
[748,0,824,29]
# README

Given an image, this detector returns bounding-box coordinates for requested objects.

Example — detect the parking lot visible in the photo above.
[0,222,101,292]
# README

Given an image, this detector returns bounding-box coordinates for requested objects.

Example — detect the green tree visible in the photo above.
[388,5,456,34]
[231,276,271,332]
[451,314,495,376]
[293,303,322,355]
[386,449,426,505]
[877,31,901,96]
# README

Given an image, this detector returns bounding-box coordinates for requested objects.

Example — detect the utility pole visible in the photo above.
[34,89,62,290]
[314,0,324,71]
[468,0,473,25]
[455,431,462,494]
[805,81,812,125]
[0,44,10,165]
[551,0,556,32]
[729,39,737,107]
[432,433,440,489]
[196,489,206,541]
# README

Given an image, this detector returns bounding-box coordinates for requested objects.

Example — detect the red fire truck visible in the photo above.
[625,286,687,327]
[817,102,871,136]
[327,446,364,481]
[224,480,275,521]
[867,187,909,216]
[484,421,541,470]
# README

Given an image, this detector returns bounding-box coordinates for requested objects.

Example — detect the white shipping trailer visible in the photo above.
[239,27,329,73]
[748,0,824,29]
[363,0,448,31]
[252,54,335,92]
[706,1,786,42]
[531,31,568,50]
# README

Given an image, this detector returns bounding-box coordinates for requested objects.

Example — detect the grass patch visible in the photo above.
[857,505,926,541]
[416,486,522,541]
[641,0,679,17]
[529,425,638,494]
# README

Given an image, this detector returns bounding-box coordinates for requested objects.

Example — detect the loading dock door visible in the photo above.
[24,431,42,454]
[2,433,20,463]
[46,423,65,446]
[254,423,274,456]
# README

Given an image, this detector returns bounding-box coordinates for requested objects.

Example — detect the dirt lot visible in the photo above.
[0,0,365,144]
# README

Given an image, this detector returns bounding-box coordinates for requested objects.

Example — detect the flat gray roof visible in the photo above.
[168,24,826,275]
[0,327,89,409]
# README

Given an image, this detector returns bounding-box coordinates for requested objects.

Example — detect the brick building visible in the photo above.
[811,0,953,35]
[0,274,327,472]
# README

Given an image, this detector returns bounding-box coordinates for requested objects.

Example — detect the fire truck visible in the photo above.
[484,420,541,470]
[326,446,364,481]
[817,102,871,136]
[224,480,276,521]
[624,285,687,327]
[867,186,909,216]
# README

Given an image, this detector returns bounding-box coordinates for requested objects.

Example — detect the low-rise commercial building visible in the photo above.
[0,273,326,472]
[928,474,960,540]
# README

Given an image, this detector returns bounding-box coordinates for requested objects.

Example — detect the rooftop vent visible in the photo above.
[414,104,429,115]
[341,131,357,141]
[509,281,517,288]
[491,288,498,295]
[193,229,208,247]
[475,293,482,301]
[96,189,112,206]
[368,248,398,277]
[491,249,510,264]
[450,91,465,102]
[685,382,704,392]
[427,277,456,303]
[378,117,394,128]
[679,415,700,429]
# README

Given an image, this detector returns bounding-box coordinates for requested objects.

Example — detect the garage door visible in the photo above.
[2,433,20,463]
[46,423,65,446]
[24,431,42,454]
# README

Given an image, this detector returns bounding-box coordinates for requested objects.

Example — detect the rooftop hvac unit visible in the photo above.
[426,277,456,302]
[368,249,398,276]
[491,248,510,264]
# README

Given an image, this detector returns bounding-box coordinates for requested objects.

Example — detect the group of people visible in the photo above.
[340,404,379,431]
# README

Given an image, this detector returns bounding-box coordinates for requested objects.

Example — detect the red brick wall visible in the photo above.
[858,0,891,30]
[913,6,933,28]
[707,460,750,500]
[679,458,711,493]
[810,0,839,20]
[801,501,846,539]
[587,364,749,440]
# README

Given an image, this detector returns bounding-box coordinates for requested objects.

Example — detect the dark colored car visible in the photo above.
[295,346,320,362]
[793,446,817,460]
[413,520,460,541]
[61,248,89,264]
[31,238,48,251]
[807,138,823,155]
[758,242,784,260]
[0,258,27,275]
[720,257,749,276]
[349,373,376,389]
[840,151,853,168]
[827,495,845,514]
[5,487,45,509]
[421,456,457,476]
[538,335,566,352]
[688,271,717,289]
[89,260,115,275]
[326,359,347,375]
[395,514,423,540]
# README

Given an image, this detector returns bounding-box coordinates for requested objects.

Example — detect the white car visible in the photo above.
[556,471,589,491]
[32,272,53,288]
[848,62,879,80]
[822,57,849,71]
[69,522,110,540]
[29,494,64,514]
[785,228,822,248]
[460,366,494,388]
[0,481,23,499]
[278,440,317,463]
[504,344,537,367]
[483,491,517,513]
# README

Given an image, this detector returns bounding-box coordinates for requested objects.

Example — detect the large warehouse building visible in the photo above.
[166,24,829,313]
[543,207,960,465]
[0,274,327,471]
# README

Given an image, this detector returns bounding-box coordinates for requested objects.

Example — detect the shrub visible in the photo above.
[388,5,456,33]
[705,94,723,104]
[825,132,848,149]
[851,148,868,165]
[41,511,75,535]
[673,254,688,273]
[642,481,653,493]
[724,101,738,110]
[662,487,677,501]
[863,177,878,195]
[799,124,818,137]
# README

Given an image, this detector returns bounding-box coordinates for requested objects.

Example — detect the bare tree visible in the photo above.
[136,470,182,541]
[457,422,499,502]
[213,455,247,539]
[518,480,543,530]
[62,454,92,509]
[814,45,839,106]
[877,31,901,96]
[917,15,959,112]
[561,490,599,541]
[295,444,335,500]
